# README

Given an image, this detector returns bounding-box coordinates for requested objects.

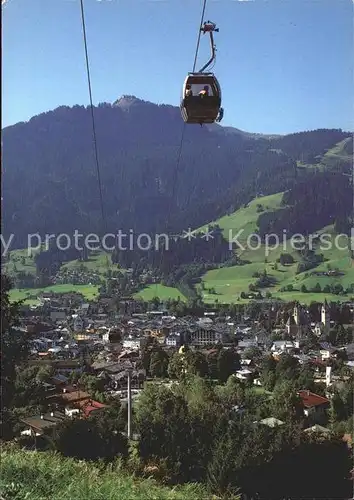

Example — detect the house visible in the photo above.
[165,333,181,347]
[271,340,299,354]
[48,389,91,408]
[298,390,330,424]
[319,343,339,360]
[304,424,331,437]
[258,417,284,428]
[123,338,146,350]
[240,359,253,368]
[189,326,223,346]
[50,310,67,323]
[75,399,107,417]
[20,411,66,437]
[237,339,258,350]
[79,303,90,316]
[235,369,253,381]
[110,369,145,390]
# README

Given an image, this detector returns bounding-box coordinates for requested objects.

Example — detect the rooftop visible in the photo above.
[298,390,330,408]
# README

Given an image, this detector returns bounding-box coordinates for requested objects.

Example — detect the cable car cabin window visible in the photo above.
[184,84,214,98]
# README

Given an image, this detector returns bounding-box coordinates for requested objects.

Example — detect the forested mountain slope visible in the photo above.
[2,96,351,249]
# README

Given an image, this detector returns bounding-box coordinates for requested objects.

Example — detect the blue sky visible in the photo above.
[2,0,353,134]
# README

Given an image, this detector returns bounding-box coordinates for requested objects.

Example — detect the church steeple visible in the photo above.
[321,300,330,332]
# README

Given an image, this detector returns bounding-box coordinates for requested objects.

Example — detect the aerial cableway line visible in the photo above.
[79,0,110,269]
[157,0,219,289]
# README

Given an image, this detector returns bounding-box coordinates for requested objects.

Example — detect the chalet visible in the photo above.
[298,390,330,424]
[21,411,66,438]
[74,399,107,417]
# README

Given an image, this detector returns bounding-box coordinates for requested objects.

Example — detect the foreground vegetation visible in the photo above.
[0,444,208,500]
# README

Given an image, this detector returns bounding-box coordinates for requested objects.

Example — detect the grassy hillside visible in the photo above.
[61,250,121,275]
[297,137,353,172]
[9,284,100,305]
[198,194,353,305]
[196,192,286,242]
[4,248,118,279]
[321,137,353,170]
[4,249,114,304]
[3,247,41,277]
[0,446,208,500]
[134,284,187,302]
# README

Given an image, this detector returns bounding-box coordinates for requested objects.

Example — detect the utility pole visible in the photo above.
[127,368,132,439]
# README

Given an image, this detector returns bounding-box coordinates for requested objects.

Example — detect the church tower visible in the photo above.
[293,303,300,325]
[321,300,330,334]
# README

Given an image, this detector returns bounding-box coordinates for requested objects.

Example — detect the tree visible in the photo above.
[140,336,159,375]
[135,384,192,479]
[217,348,241,383]
[206,349,219,379]
[296,364,316,391]
[149,349,169,378]
[54,413,127,461]
[206,426,242,497]
[168,352,185,380]
[275,353,300,381]
[279,253,294,265]
[186,350,209,378]
[262,370,276,392]
[260,354,277,389]
[219,375,246,407]
[1,275,29,439]
[244,346,263,362]
[271,380,304,422]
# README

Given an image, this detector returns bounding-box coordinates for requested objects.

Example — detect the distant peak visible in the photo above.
[113,95,149,110]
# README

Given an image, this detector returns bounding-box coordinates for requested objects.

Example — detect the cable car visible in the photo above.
[180,21,223,126]
[181,72,221,124]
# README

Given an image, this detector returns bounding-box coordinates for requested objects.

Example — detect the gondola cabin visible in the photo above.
[180,72,222,124]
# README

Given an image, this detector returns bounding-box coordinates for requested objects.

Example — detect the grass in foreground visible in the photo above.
[0,445,208,500]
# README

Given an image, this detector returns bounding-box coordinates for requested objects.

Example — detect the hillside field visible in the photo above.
[134,284,187,302]
[197,194,353,305]
[9,284,100,305]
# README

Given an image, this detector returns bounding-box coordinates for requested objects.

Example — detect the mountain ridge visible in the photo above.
[2,98,352,253]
